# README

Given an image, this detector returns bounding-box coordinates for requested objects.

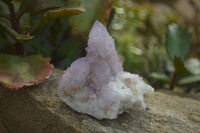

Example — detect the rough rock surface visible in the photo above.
[0,69,200,133]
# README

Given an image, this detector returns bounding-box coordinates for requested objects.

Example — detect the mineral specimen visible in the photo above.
[57,21,154,119]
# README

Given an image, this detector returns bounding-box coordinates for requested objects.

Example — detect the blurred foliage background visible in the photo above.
[110,0,200,93]
[1,0,200,92]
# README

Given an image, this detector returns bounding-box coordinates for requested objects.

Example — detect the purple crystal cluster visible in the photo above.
[57,21,154,119]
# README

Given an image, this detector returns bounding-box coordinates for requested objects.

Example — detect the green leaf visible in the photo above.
[151,72,170,84]
[0,0,84,42]
[179,75,200,85]
[30,7,85,34]
[1,0,10,6]
[0,20,34,43]
[173,56,188,74]
[17,0,85,34]
[166,24,192,60]
[0,1,33,43]
[0,1,9,19]
[18,0,66,16]
[69,0,113,41]
[0,54,53,90]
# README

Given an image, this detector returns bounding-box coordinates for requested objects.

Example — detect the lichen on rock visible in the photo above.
[57,21,154,119]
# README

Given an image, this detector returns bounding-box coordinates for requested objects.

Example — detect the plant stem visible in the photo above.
[14,43,25,55]
[169,72,177,91]
[7,0,19,31]
[49,37,58,65]
[7,0,25,55]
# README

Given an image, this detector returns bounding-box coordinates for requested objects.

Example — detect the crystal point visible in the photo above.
[57,21,154,119]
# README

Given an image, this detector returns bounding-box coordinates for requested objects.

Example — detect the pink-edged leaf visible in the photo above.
[0,54,53,90]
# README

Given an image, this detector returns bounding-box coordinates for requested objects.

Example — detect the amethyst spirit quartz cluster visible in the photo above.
[57,21,154,119]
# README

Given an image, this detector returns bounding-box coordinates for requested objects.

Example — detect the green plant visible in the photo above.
[110,0,179,77]
[166,24,192,90]
[0,0,83,90]
[152,24,200,91]
[0,0,84,54]
[0,0,113,90]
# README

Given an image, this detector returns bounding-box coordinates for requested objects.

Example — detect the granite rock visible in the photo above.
[0,69,200,133]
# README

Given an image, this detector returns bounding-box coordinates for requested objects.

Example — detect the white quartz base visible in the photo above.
[57,71,154,119]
